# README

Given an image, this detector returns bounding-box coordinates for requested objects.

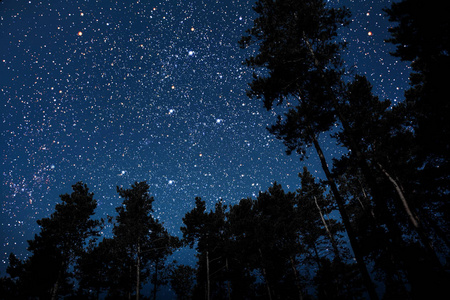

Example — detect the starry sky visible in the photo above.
[1,0,410,276]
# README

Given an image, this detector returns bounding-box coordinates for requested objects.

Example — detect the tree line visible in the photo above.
[1,0,449,299]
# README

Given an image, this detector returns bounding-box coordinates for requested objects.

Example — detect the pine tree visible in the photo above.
[240,1,378,298]
[335,74,449,299]
[252,183,305,300]
[112,181,179,300]
[385,0,450,166]
[76,237,118,299]
[227,197,261,299]
[385,0,450,250]
[226,183,308,299]
[5,182,102,299]
[181,197,230,300]
[168,264,195,300]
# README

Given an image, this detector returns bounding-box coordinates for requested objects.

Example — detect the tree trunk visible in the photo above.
[50,275,60,300]
[310,132,379,300]
[50,279,59,300]
[225,258,231,300]
[290,256,304,300]
[312,243,322,269]
[258,248,273,300]
[206,250,210,300]
[314,196,341,261]
[377,163,420,229]
[129,264,132,300]
[356,177,376,219]
[50,265,63,300]
[153,260,158,300]
[376,162,442,267]
[136,244,140,300]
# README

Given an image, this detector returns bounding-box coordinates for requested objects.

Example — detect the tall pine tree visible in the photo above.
[239,1,378,298]
[5,182,102,299]
[112,181,179,300]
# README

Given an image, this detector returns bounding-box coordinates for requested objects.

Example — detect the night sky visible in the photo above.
[1,0,410,279]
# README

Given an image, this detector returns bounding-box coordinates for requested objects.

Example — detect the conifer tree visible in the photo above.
[252,183,304,300]
[168,264,195,300]
[385,0,450,166]
[112,181,179,300]
[181,197,230,300]
[240,1,378,298]
[336,74,449,298]
[385,0,450,250]
[5,182,102,299]
[76,237,119,299]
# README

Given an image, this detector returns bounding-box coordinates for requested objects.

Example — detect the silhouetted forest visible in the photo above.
[1,0,449,299]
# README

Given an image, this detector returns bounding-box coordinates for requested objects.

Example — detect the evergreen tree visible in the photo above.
[252,183,305,300]
[76,237,118,299]
[227,197,261,299]
[111,181,179,300]
[227,183,307,299]
[385,0,450,167]
[148,224,180,300]
[168,264,195,300]
[181,197,230,300]
[335,74,449,299]
[385,0,450,251]
[240,1,378,298]
[4,182,102,299]
[0,275,17,300]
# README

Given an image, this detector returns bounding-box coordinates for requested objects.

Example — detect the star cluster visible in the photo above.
[1,0,409,272]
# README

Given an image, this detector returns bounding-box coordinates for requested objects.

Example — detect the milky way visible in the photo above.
[1,0,409,273]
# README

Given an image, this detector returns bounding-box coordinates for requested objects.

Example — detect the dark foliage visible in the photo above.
[168,264,195,300]
[2,182,102,300]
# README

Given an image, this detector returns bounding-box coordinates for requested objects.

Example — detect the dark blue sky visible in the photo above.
[1,0,409,286]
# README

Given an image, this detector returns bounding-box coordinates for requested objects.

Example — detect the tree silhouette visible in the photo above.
[251,183,305,300]
[168,264,195,300]
[181,197,231,300]
[385,0,450,167]
[335,72,449,299]
[385,0,450,248]
[110,181,179,300]
[76,237,119,299]
[239,1,378,298]
[4,182,102,299]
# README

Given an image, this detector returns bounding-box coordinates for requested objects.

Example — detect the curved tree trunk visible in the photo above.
[314,196,341,261]
[310,131,379,300]
[302,32,412,298]
[51,264,64,300]
[376,162,442,267]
